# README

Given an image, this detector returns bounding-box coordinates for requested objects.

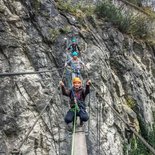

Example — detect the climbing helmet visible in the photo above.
[72,38,76,43]
[72,51,78,57]
[72,77,82,84]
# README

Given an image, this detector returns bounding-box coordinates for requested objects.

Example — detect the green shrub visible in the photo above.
[32,0,41,13]
[126,96,136,109]
[125,125,155,155]
[95,1,154,38]
[56,0,80,15]
[124,111,155,155]
[129,14,153,38]
[56,0,94,17]
[59,26,71,34]
[126,0,142,6]
[49,29,60,42]
[95,1,131,32]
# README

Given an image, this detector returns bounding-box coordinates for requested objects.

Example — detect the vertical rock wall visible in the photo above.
[0,0,155,155]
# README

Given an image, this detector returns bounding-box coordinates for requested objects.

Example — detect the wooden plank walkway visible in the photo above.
[74,127,88,155]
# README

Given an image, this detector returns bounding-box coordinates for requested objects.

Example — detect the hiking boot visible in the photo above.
[66,124,72,132]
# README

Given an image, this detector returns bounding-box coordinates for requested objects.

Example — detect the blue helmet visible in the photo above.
[72,51,78,57]
[72,38,76,43]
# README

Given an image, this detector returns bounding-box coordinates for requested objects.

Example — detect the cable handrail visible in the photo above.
[0,67,65,77]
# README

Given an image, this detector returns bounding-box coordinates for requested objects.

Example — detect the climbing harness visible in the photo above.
[66,66,81,77]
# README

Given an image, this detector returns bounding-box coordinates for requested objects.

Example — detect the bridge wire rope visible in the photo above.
[46,92,66,155]
[93,96,108,155]
[40,114,59,155]
[45,66,67,155]
[42,70,66,155]
[96,90,99,155]
[55,95,61,155]
[45,107,59,155]
[49,96,60,155]
[10,67,66,154]
[96,90,101,155]
[87,88,91,137]
[84,66,155,155]
[92,81,155,154]
[98,97,101,155]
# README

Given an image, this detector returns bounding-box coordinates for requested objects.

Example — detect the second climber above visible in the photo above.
[65,51,85,79]
[67,38,81,56]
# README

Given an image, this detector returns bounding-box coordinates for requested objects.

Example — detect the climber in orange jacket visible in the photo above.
[59,77,91,127]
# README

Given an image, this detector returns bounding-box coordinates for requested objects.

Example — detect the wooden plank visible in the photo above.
[74,127,88,155]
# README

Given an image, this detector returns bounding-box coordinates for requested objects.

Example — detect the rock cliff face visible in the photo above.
[0,0,155,155]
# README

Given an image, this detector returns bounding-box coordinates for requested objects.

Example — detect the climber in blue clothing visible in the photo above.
[67,38,81,56]
[65,51,85,79]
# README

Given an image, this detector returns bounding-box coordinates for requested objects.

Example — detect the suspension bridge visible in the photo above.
[0,65,155,155]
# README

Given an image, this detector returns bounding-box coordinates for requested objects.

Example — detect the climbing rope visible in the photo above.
[70,103,80,155]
